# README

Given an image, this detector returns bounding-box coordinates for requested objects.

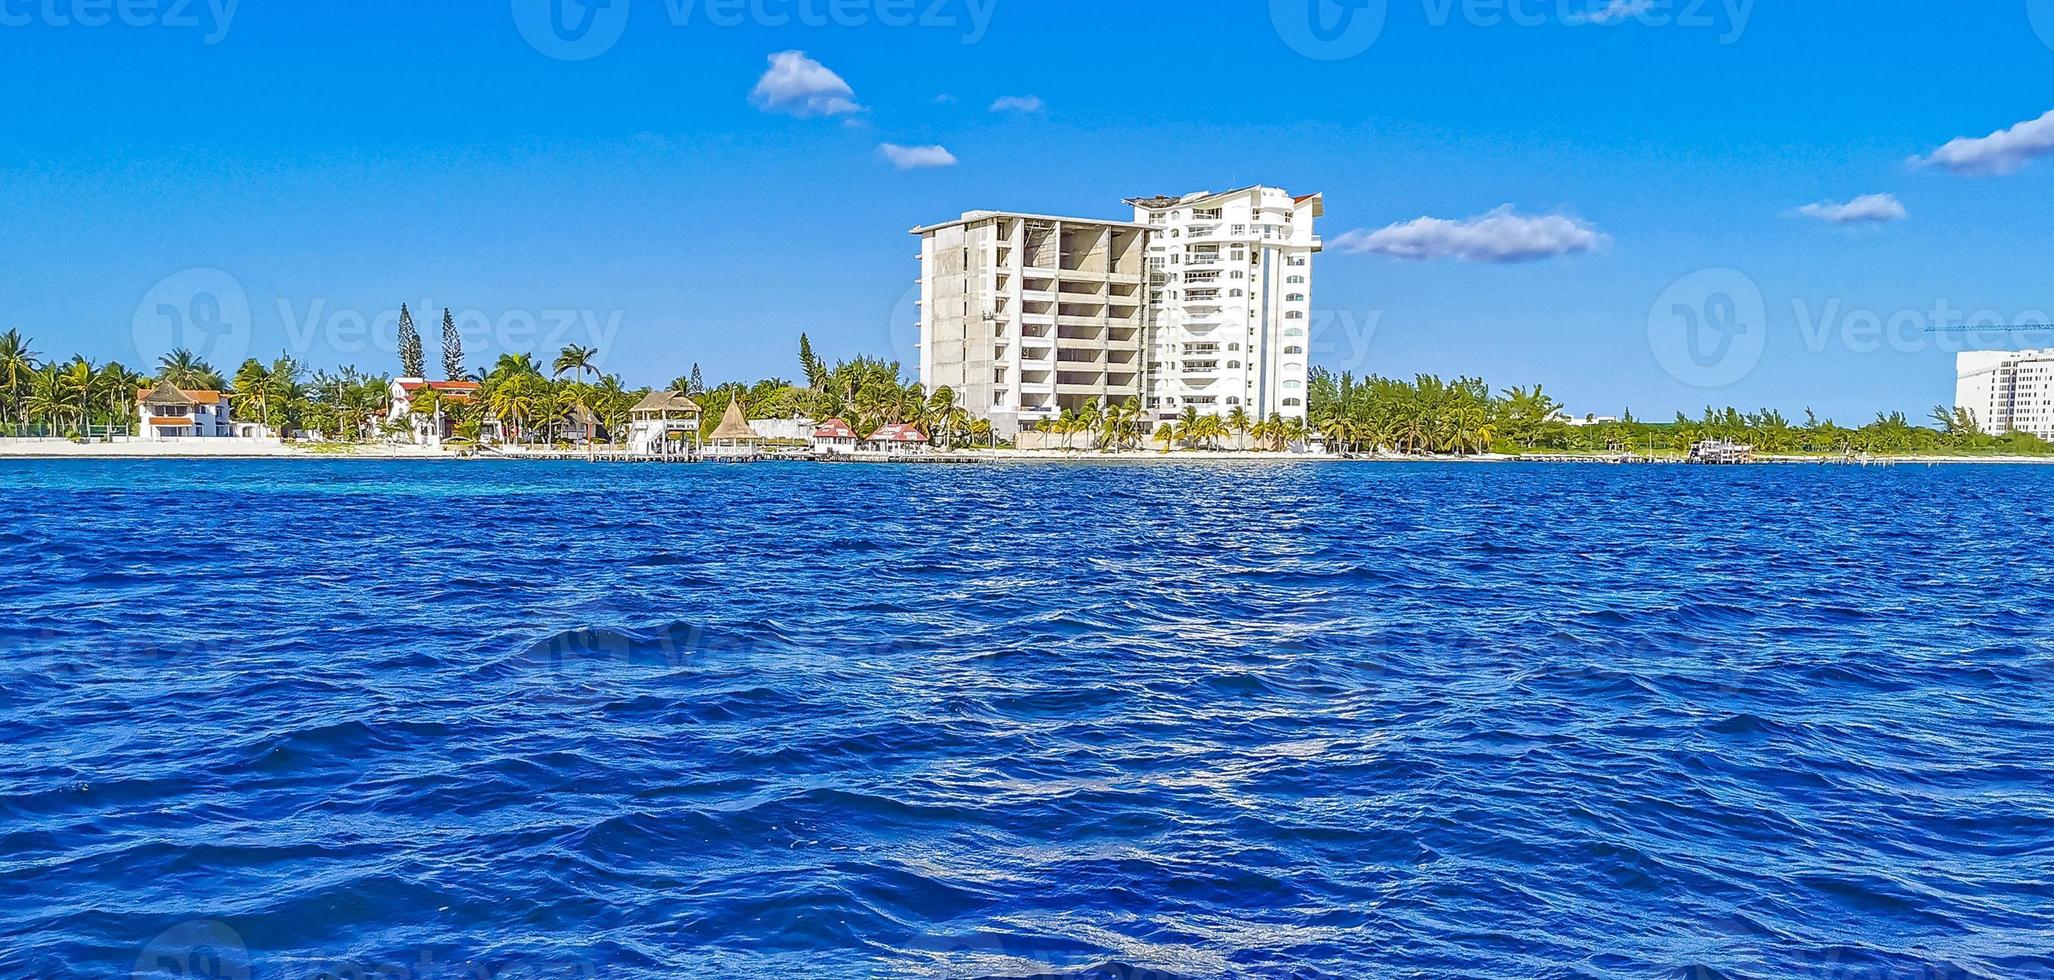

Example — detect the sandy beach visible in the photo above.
[0,440,453,460]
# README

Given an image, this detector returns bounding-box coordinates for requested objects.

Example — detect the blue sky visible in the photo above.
[3,0,2052,421]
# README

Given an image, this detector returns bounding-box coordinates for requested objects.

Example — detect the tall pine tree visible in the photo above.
[798,333,826,389]
[397,304,425,379]
[688,363,704,395]
[440,308,464,381]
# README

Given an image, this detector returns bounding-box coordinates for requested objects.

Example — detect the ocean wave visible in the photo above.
[4,460,2054,978]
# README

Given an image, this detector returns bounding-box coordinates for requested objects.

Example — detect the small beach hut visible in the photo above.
[812,418,859,456]
[864,422,929,456]
[706,399,762,460]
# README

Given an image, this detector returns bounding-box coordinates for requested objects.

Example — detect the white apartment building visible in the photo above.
[1957,349,2054,438]
[913,211,1151,436]
[1128,187,1324,423]
[912,186,1320,437]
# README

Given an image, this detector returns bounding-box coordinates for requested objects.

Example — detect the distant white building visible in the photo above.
[1957,349,2054,438]
[136,381,235,440]
[910,184,1322,438]
[1127,186,1323,424]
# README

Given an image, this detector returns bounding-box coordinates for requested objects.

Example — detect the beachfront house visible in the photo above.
[136,381,235,440]
[387,378,485,447]
[864,423,929,456]
[705,400,763,460]
[812,418,858,455]
[627,391,702,457]
[556,404,605,446]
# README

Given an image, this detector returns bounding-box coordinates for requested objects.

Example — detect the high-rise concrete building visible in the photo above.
[1127,187,1324,424]
[912,211,1151,437]
[912,186,1321,437]
[1957,349,2054,438]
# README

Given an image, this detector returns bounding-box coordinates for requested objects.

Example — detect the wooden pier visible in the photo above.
[1515,453,1663,464]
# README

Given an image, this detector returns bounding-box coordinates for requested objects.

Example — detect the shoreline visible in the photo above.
[5,441,2054,466]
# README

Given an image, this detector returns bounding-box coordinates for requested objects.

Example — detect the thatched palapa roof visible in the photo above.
[707,399,760,443]
[139,380,198,407]
[631,390,702,416]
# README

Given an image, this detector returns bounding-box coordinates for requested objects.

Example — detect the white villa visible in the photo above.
[135,381,238,440]
[387,378,484,447]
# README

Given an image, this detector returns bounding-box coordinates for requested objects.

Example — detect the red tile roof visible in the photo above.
[138,387,223,405]
[866,423,928,443]
[814,418,857,439]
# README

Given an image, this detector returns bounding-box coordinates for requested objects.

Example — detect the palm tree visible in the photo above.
[945,407,972,452]
[1251,417,1276,452]
[1319,415,1357,456]
[25,365,63,434]
[1103,397,1143,451]
[410,385,445,443]
[231,358,277,436]
[593,375,635,446]
[99,362,145,434]
[1153,422,1174,453]
[1173,406,1201,450]
[927,386,959,448]
[1226,405,1252,450]
[1278,415,1310,452]
[158,349,222,390]
[553,344,600,453]
[0,329,37,429]
[55,357,100,436]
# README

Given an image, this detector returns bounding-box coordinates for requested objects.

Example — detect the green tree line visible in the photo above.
[1306,368,2054,457]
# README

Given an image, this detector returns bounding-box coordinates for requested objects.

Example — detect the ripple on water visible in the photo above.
[1,459,2051,979]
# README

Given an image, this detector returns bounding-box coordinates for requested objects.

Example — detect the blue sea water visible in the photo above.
[2,459,2052,979]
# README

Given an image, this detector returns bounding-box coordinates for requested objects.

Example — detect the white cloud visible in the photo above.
[879,144,958,170]
[1566,0,1653,24]
[1918,108,2054,176]
[933,93,958,105]
[1793,193,1907,224]
[989,95,1045,114]
[1334,206,1608,262]
[749,51,862,118]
